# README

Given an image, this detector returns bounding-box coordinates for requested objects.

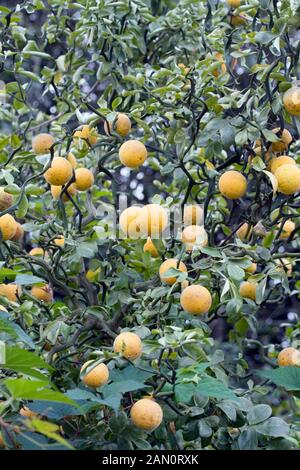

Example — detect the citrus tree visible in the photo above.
[0,0,300,451]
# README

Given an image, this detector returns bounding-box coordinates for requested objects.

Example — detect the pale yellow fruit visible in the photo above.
[75,168,94,191]
[239,281,257,301]
[0,214,17,240]
[278,347,300,367]
[31,284,53,303]
[73,125,98,145]
[182,225,208,251]
[44,157,73,186]
[219,171,247,199]
[181,280,189,290]
[278,220,295,239]
[0,188,13,211]
[104,113,131,137]
[236,222,252,240]
[119,206,141,238]
[0,284,21,302]
[159,258,187,285]
[270,128,293,153]
[67,152,77,169]
[29,247,44,257]
[227,0,241,6]
[19,406,39,419]
[283,85,300,116]
[230,14,246,26]
[143,237,158,257]
[180,284,212,315]
[269,155,295,174]
[275,164,300,195]
[245,262,257,274]
[113,332,142,360]
[138,204,168,238]
[119,140,147,168]
[54,236,65,247]
[32,133,54,154]
[178,63,190,75]
[51,183,77,201]
[11,222,24,242]
[130,398,163,431]
[183,205,204,226]
[80,360,109,388]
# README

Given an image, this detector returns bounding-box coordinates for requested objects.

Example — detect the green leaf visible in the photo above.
[14,274,45,285]
[3,346,53,379]
[247,404,272,425]
[255,417,289,438]
[30,419,73,449]
[227,263,245,281]
[5,378,77,406]
[258,367,300,391]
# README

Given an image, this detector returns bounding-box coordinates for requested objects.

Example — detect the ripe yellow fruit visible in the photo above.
[73,125,98,145]
[277,347,300,367]
[54,236,65,247]
[20,406,39,419]
[278,220,295,239]
[119,140,147,168]
[0,188,13,211]
[44,157,73,186]
[31,284,53,303]
[75,168,94,191]
[80,360,109,388]
[51,183,77,201]
[159,258,187,285]
[269,155,295,174]
[67,152,77,169]
[245,262,257,274]
[230,14,246,26]
[29,247,44,256]
[130,398,163,431]
[182,225,208,251]
[104,113,131,137]
[0,214,17,240]
[119,206,141,238]
[113,332,142,360]
[236,222,252,240]
[143,237,158,257]
[283,85,300,116]
[183,205,204,226]
[11,222,24,242]
[239,281,257,301]
[270,128,292,153]
[213,52,227,78]
[275,258,293,277]
[32,133,54,154]
[275,164,300,195]
[180,284,212,315]
[219,171,247,199]
[138,204,168,238]
[0,284,21,302]
[227,0,241,6]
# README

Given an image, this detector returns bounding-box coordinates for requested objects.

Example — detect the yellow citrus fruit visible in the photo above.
[32,133,54,154]
[67,152,77,169]
[80,360,109,388]
[183,205,204,226]
[239,281,257,301]
[213,52,227,77]
[269,155,295,174]
[31,284,53,303]
[19,406,39,419]
[113,332,142,360]
[245,262,257,274]
[180,284,212,315]
[230,14,246,26]
[143,237,158,257]
[283,85,300,116]
[275,164,300,195]
[0,214,17,240]
[44,157,73,186]
[227,0,241,6]
[73,125,98,145]
[54,236,65,247]
[278,220,295,239]
[130,398,163,431]
[75,168,94,191]
[29,247,44,256]
[178,63,190,75]
[219,171,247,199]
[0,188,13,211]
[11,222,24,242]
[0,284,21,302]
[119,140,148,168]
[278,347,300,367]
[119,206,141,238]
[159,258,187,285]
[104,113,131,137]
[236,222,252,240]
[270,128,292,153]
[182,225,208,251]
[51,183,77,201]
[138,204,168,238]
